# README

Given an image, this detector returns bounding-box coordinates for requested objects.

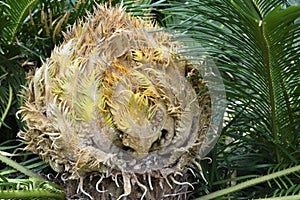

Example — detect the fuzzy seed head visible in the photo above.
[19,3,212,199]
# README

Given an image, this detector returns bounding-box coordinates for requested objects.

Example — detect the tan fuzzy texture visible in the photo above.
[19,4,211,200]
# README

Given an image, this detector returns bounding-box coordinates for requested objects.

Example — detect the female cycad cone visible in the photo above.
[19,4,212,199]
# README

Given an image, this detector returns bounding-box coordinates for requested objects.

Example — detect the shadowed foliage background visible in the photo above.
[0,0,299,199]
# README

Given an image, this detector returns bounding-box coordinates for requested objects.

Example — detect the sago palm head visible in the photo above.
[18,3,215,199]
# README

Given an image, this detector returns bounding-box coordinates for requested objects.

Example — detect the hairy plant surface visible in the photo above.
[18,4,214,199]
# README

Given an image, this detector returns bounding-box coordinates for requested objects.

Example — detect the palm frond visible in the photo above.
[0,140,48,177]
[0,0,38,43]
[194,164,300,200]
[0,140,63,199]
[267,164,300,197]
[165,0,300,162]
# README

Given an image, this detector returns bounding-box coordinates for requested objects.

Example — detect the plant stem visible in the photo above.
[252,0,281,163]
[0,190,64,199]
[253,195,300,200]
[0,84,13,129]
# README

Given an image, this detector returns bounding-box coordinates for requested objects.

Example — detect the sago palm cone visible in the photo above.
[19,3,212,200]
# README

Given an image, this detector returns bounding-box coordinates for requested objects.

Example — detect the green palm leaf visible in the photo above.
[165,0,300,162]
[0,0,38,43]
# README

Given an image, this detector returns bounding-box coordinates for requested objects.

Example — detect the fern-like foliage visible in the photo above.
[267,164,300,197]
[0,176,64,199]
[0,0,38,44]
[0,140,63,199]
[166,0,300,162]
[194,164,300,200]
